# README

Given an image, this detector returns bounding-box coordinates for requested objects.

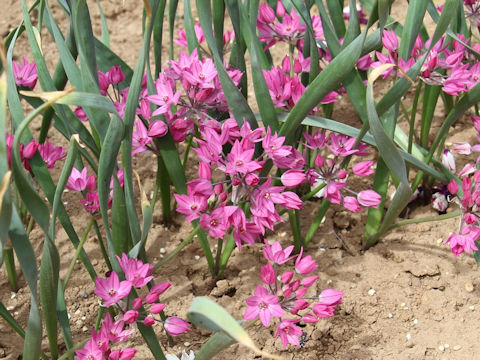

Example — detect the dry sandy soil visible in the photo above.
[1,0,479,359]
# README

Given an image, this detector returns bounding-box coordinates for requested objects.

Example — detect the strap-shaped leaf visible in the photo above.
[95,0,110,47]
[238,1,279,131]
[168,0,179,59]
[0,72,11,254]
[188,297,281,359]
[9,208,41,360]
[398,0,428,60]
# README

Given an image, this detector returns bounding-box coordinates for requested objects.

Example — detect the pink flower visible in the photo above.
[353,161,375,177]
[108,65,126,85]
[357,190,381,208]
[441,149,456,172]
[260,263,276,285]
[382,29,399,54]
[81,191,100,213]
[244,285,284,326]
[94,271,132,307]
[448,179,459,194]
[319,288,343,306]
[116,253,154,288]
[174,193,207,222]
[150,303,166,314]
[164,317,191,336]
[262,241,295,264]
[12,57,38,89]
[123,310,139,324]
[67,167,88,192]
[38,141,66,168]
[144,316,155,326]
[224,141,262,175]
[443,227,480,257]
[295,248,318,275]
[149,81,180,116]
[109,348,138,360]
[343,196,361,212]
[280,169,306,188]
[313,303,336,318]
[147,120,168,138]
[274,319,302,348]
[75,338,103,360]
[74,107,89,122]
[22,140,38,159]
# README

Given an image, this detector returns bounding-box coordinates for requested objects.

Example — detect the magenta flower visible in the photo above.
[74,107,89,122]
[94,271,132,307]
[149,81,180,116]
[357,190,382,208]
[262,241,295,265]
[280,169,306,188]
[38,141,66,168]
[319,289,344,306]
[67,167,88,192]
[147,120,168,138]
[343,196,361,212]
[74,338,103,360]
[116,253,154,288]
[224,141,262,175]
[12,57,38,89]
[353,161,375,177]
[274,319,303,348]
[174,193,207,222]
[164,317,191,336]
[295,248,318,275]
[244,285,284,326]
[81,191,100,213]
[312,303,335,318]
[107,65,126,85]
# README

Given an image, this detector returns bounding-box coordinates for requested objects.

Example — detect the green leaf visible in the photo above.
[95,0,110,47]
[188,297,281,359]
[9,208,41,360]
[238,1,278,131]
[398,0,428,60]
[168,0,179,59]
[326,0,346,38]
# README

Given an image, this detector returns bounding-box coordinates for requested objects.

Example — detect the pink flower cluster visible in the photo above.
[76,254,190,360]
[66,167,123,214]
[263,54,338,109]
[175,123,304,249]
[244,241,343,348]
[304,130,382,211]
[440,115,480,256]
[6,133,66,172]
[370,29,480,96]
[174,22,235,55]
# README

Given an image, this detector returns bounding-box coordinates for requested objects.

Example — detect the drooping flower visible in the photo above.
[274,319,303,348]
[164,317,191,336]
[12,57,38,89]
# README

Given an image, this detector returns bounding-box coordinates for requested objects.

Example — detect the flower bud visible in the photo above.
[276,0,286,17]
[150,303,166,314]
[245,173,259,186]
[23,141,38,159]
[144,316,155,326]
[314,154,324,168]
[214,183,223,195]
[108,65,126,85]
[198,162,212,180]
[280,271,294,284]
[218,192,228,202]
[258,3,275,23]
[231,177,241,186]
[448,179,459,194]
[151,282,171,295]
[301,275,319,288]
[145,292,159,304]
[132,297,143,310]
[441,149,456,173]
[337,169,347,180]
[123,310,139,324]
[147,120,168,138]
[86,174,97,192]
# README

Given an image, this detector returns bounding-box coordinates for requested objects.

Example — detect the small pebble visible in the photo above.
[336,258,344,265]
[81,316,86,321]
[6,306,14,311]
[75,309,81,315]
[160,248,166,254]
[194,255,200,260]
[438,345,445,352]
[469,305,475,311]
[400,302,406,307]
[184,342,190,347]
[10,293,16,299]
[68,313,71,319]
[327,279,333,285]
[464,282,474,293]
[388,313,393,318]
[75,320,83,326]
[63,201,68,205]
[453,345,461,351]
[413,319,418,325]
[14,312,18,315]
[444,344,450,349]
[406,333,411,341]
[82,326,88,332]
[319,248,326,252]
[79,290,88,298]
[368,289,376,296]
[63,189,69,193]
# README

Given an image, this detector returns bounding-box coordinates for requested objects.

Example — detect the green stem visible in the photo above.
[182,135,193,169]
[304,198,331,246]
[288,210,303,253]
[407,82,423,176]
[3,247,18,292]
[217,233,236,280]
[57,340,88,360]
[63,218,95,290]
[93,220,112,270]
[26,216,35,236]
[156,156,171,223]
[153,224,202,271]
[386,210,461,232]
[213,238,223,279]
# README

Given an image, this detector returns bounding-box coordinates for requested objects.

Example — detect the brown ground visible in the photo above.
[1,1,479,359]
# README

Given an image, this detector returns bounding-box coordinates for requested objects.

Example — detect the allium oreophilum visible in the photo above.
[75,254,190,360]
[244,241,343,348]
